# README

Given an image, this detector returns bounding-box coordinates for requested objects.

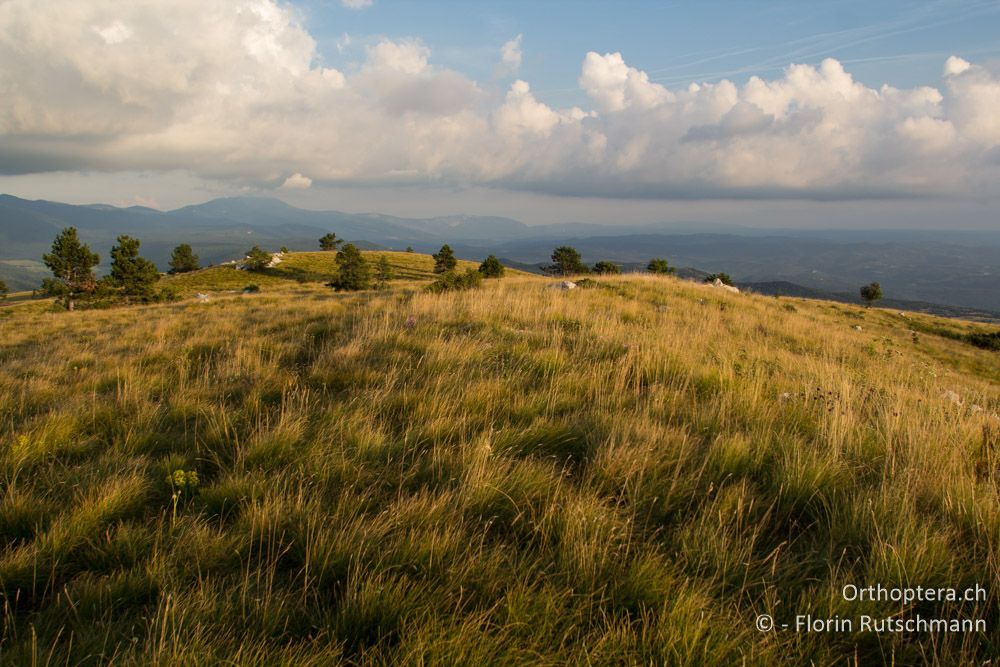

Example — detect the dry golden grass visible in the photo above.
[162,250,514,296]
[0,270,997,664]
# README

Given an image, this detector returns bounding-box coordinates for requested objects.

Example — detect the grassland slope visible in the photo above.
[0,272,998,665]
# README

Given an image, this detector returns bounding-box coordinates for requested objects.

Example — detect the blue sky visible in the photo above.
[302,0,1000,101]
[0,0,998,228]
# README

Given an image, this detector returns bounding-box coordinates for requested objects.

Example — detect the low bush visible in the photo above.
[425,268,482,293]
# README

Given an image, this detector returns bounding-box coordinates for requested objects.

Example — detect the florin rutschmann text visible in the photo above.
[755,584,988,634]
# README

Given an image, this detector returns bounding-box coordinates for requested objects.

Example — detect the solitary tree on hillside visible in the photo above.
[405,245,414,253]
[860,282,883,307]
[42,227,99,311]
[479,255,505,278]
[109,235,160,300]
[243,246,272,272]
[0,279,7,300]
[549,246,588,276]
[329,243,371,291]
[375,255,394,290]
[433,245,457,274]
[319,233,343,251]
[647,258,674,275]
[593,260,621,275]
[169,244,200,273]
[704,272,733,286]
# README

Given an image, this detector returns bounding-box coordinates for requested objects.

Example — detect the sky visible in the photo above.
[0,0,998,228]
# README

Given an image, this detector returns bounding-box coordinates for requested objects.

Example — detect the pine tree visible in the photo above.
[479,255,505,278]
[432,245,457,274]
[319,233,343,251]
[860,282,883,307]
[328,244,371,291]
[169,244,200,273]
[109,235,160,299]
[376,255,394,289]
[42,227,99,311]
[647,258,674,275]
[593,261,620,275]
[548,246,588,276]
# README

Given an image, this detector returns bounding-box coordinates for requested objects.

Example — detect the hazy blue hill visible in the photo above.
[2,194,999,313]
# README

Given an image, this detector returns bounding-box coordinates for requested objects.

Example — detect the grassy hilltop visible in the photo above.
[0,252,998,664]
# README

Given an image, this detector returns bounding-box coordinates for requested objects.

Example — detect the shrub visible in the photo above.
[967,331,1000,351]
[243,246,272,272]
[647,258,674,275]
[479,255,505,278]
[328,243,371,291]
[169,244,200,273]
[704,272,733,286]
[426,268,482,293]
[593,261,620,275]
[432,245,457,274]
[243,284,260,294]
[0,278,7,300]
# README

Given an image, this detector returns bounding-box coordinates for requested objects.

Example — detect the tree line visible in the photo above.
[29,227,885,309]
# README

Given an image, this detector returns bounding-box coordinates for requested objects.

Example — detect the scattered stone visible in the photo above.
[711,278,740,294]
[550,281,577,290]
[941,390,962,406]
[196,293,210,303]
[852,325,863,331]
[779,392,792,403]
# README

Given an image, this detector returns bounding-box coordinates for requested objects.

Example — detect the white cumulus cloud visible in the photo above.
[0,0,998,202]
[498,34,522,76]
[281,173,312,189]
[341,0,373,9]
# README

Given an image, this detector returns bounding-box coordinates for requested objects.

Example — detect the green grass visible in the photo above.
[0,264,998,664]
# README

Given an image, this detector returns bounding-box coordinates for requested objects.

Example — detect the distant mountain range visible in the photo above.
[2,194,999,319]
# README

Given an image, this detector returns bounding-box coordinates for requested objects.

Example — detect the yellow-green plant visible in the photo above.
[166,469,200,525]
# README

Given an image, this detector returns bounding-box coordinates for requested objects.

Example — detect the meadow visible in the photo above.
[0,253,998,665]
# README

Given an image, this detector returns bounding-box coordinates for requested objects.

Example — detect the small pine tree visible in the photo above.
[243,246,272,272]
[593,261,620,275]
[319,233,343,251]
[169,244,200,274]
[405,246,414,253]
[647,258,674,275]
[704,272,733,286]
[433,245,457,274]
[42,227,100,311]
[479,255,505,278]
[375,255,394,289]
[548,246,588,276]
[109,235,160,300]
[329,244,371,291]
[860,282,883,307]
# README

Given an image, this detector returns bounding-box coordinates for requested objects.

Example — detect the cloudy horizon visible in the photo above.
[1,0,998,228]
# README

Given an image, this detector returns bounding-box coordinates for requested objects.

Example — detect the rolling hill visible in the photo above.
[0,259,998,664]
[4,194,1000,314]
